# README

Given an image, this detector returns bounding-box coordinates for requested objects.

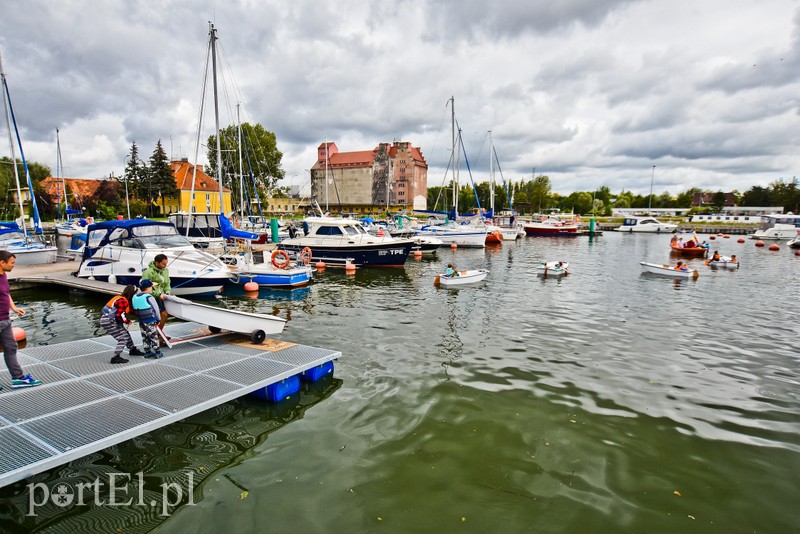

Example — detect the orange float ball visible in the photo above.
[737,238,745,243]
[345,263,356,272]
[413,250,423,259]
[723,234,730,239]
[755,241,765,247]
[315,261,326,270]
[709,235,716,240]
[12,327,26,342]
[769,243,780,251]
[450,243,458,249]
[243,281,258,292]
[796,250,800,256]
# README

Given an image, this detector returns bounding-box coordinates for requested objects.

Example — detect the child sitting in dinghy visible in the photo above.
[444,263,459,278]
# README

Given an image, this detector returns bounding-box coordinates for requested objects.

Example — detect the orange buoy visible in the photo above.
[795,250,800,256]
[723,234,730,239]
[413,250,423,259]
[450,243,458,250]
[345,263,356,272]
[769,243,780,251]
[737,238,745,243]
[243,281,259,292]
[12,327,26,342]
[709,235,716,240]
[717,233,724,237]
[315,261,326,270]
[755,241,765,247]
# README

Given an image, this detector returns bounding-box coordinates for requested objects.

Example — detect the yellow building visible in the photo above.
[163,159,232,214]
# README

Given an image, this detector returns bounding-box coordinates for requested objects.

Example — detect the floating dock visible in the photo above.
[0,322,340,488]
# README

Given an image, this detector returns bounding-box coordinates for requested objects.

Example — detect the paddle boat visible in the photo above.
[705,256,740,269]
[163,295,286,343]
[669,242,709,257]
[537,261,570,277]
[640,262,699,279]
[434,269,488,287]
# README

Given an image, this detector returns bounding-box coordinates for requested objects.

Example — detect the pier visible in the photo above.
[0,321,340,488]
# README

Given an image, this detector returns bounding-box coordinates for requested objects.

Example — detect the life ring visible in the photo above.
[271,249,291,269]
[299,247,313,266]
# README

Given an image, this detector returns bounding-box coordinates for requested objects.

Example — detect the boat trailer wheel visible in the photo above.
[251,329,266,344]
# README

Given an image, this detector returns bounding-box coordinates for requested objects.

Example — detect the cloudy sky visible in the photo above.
[1,0,799,197]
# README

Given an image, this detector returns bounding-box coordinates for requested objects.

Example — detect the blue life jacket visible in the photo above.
[132,293,159,322]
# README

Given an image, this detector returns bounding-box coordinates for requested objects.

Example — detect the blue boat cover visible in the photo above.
[220,213,260,240]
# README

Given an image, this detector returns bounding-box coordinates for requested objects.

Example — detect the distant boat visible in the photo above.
[536,261,569,276]
[615,216,677,233]
[434,269,488,287]
[640,261,699,279]
[749,214,800,240]
[523,216,580,237]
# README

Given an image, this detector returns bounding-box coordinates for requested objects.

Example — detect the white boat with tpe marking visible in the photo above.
[163,295,286,343]
[640,262,699,279]
[435,269,488,287]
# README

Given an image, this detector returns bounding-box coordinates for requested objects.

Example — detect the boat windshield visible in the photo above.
[130,225,192,248]
[344,226,360,236]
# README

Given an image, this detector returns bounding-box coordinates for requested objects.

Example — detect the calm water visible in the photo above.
[1,232,799,533]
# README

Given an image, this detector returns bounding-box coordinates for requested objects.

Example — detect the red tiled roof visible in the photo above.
[39,177,103,199]
[171,161,231,192]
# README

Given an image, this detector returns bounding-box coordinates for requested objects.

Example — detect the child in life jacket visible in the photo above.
[100,284,145,364]
[132,279,163,359]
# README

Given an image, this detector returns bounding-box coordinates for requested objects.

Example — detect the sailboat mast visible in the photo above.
[1,52,28,239]
[648,165,655,216]
[489,130,494,213]
[237,103,244,219]
[450,96,457,218]
[56,128,65,220]
[210,23,224,214]
[324,136,329,213]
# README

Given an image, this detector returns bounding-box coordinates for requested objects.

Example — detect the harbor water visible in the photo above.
[1,232,799,532]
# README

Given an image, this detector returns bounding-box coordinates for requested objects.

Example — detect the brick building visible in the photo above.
[310,141,428,214]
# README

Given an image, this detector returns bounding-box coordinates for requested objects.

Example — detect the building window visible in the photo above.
[192,193,196,200]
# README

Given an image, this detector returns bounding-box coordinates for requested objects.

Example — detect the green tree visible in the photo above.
[676,187,702,207]
[528,175,551,213]
[770,177,800,213]
[710,190,727,213]
[123,142,148,206]
[147,140,178,216]
[741,185,770,206]
[208,122,284,213]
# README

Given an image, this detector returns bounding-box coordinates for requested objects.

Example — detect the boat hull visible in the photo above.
[2,246,58,265]
[640,262,698,278]
[416,227,487,247]
[536,261,570,276]
[163,295,286,337]
[280,241,414,267]
[523,224,579,237]
[670,245,708,257]
[437,269,488,287]
[231,266,312,287]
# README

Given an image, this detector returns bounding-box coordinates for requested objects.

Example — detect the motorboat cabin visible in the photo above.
[614,216,677,233]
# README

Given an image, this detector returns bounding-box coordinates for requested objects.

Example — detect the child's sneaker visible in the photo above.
[153,350,164,359]
[144,351,156,359]
[11,374,42,388]
[110,355,129,364]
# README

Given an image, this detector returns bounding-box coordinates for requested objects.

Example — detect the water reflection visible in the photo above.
[0,377,342,532]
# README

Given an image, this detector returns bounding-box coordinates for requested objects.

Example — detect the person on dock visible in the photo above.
[0,251,42,389]
[142,254,171,336]
[132,279,163,359]
[100,284,145,364]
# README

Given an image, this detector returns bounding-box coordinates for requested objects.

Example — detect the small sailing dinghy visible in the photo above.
[434,269,488,287]
[163,295,286,343]
[705,256,740,269]
[640,262,699,279]
[537,261,569,277]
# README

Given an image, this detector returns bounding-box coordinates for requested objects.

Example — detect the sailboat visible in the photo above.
[53,129,88,248]
[416,97,488,248]
[0,51,57,264]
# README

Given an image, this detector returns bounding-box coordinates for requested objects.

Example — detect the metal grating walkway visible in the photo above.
[0,322,340,488]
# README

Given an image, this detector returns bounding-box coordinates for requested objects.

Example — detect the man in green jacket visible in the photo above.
[141,253,170,332]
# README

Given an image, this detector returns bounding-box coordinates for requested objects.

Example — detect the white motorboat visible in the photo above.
[749,214,800,240]
[788,230,800,249]
[279,217,415,267]
[416,221,488,247]
[536,261,570,276]
[615,216,677,233]
[163,295,285,343]
[77,219,232,296]
[434,269,488,287]
[0,223,57,264]
[640,261,699,279]
[523,216,580,237]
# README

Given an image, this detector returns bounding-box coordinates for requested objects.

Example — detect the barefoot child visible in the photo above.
[132,279,163,359]
[100,284,145,364]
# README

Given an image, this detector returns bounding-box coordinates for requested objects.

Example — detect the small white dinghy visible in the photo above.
[705,256,740,269]
[640,262,699,279]
[434,269,488,287]
[163,295,286,343]
[537,261,569,276]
